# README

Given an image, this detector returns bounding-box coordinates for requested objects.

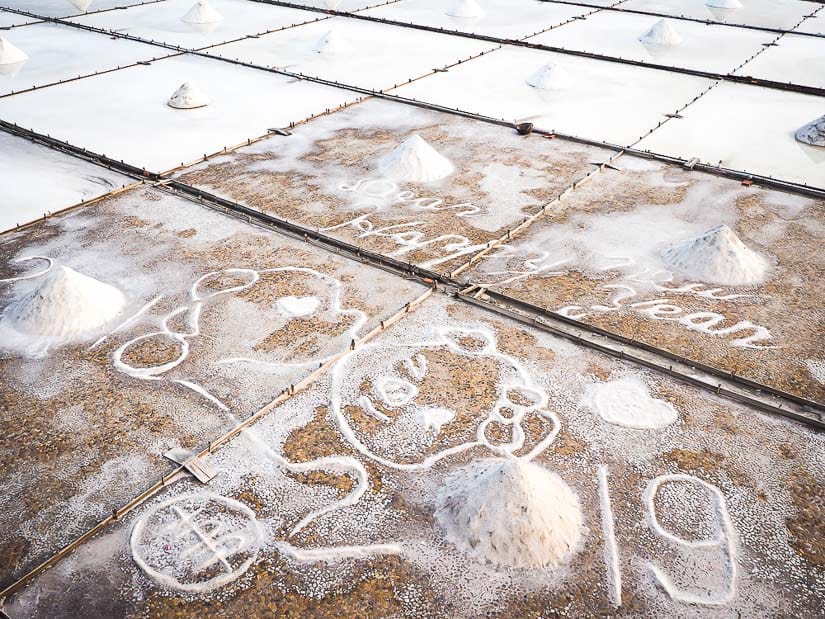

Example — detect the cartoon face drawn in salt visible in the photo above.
[330,325,561,470]
[112,267,366,411]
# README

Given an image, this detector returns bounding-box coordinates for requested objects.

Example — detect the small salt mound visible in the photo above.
[639,19,682,46]
[3,266,125,341]
[167,81,210,109]
[377,134,455,183]
[526,61,574,91]
[705,0,742,8]
[583,378,678,429]
[0,37,28,65]
[446,0,485,18]
[181,0,223,24]
[68,0,93,11]
[795,114,825,148]
[435,458,583,569]
[662,224,770,286]
[313,30,352,55]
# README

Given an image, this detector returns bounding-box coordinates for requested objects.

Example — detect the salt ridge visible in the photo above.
[526,61,574,91]
[0,37,28,66]
[662,224,770,286]
[435,458,583,569]
[167,81,210,109]
[377,134,455,183]
[181,0,223,24]
[446,0,485,19]
[639,19,683,47]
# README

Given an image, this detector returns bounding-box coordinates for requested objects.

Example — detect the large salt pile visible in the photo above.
[582,377,678,429]
[2,266,125,344]
[662,224,770,286]
[705,0,742,8]
[639,19,682,46]
[795,114,825,148]
[377,134,455,183]
[68,0,93,11]
[435,458,582,569]
[526,61,574,91]
[313,30,352,55]
[167,82,210,109]
[181,0,223,24]
[0,37,28,65]
[446,0,485,18]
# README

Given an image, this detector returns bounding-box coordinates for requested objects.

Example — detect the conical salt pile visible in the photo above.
[377,134,455,183]
[0,37,28,65]
[526,61,574,91]
[639,19,682,46]
[3,266,126,340]
[705,0,742,8]
[435,458,583,569]
[68,0,93,11]
[446,0,485,18]
[795,114,825,148]
[181,0,223,24]
[313,30,352,55]
[662,225,770,286]
[167,81,210,109]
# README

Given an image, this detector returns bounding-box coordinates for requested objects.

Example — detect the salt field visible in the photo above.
[0,0,823,617]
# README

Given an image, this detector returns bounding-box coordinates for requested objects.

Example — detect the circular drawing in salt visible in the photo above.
[583,378,678,429]
[435,458,583,569]
[131,493,260,593]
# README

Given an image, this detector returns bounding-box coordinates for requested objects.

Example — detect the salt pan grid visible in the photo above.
[69,0,325,50]
[793,9,825,36]
[733,33,825,90]
[0,54,361,173]
[637,82,825,188]
[529,10,775,74]
[0,131,132,231]
[618,0,817,31]
[363,0,594,40]
[395,44,714,146]
[0,0,165,19]
[0,23,171,97]
[206,16,497,92]
[0,184,426,587]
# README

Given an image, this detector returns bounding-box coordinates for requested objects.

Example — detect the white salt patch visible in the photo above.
[276,295,321,317]
[167,81,210,109]
[639,19,682,47]
[795,114,825,148]
[323,0,344,8]
[181,0,223,24]
[376,134,455,183]
[806,360,825,385]
[0,265,125,356]
[446,0,485,19]
[526,61,574,91]
[662,224,770,286]
[435,458,582,569]
[705,0,742,8]
[0,36,28,65]
[313,30,352,55]
[583,377,678,429]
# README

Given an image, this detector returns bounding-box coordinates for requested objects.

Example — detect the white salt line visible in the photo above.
[598,465,622,608]
[0,255,53,283]
[276,541,402,563]
[91,294,163,349]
